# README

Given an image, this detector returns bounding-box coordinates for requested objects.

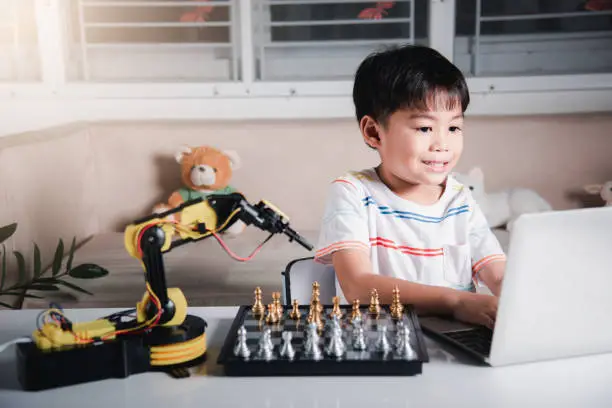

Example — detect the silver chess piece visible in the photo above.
[395,325,417,360]
[279,331,296,360]
[375,324,391,354]
[257,327,275,361]
[352,324,367,351]
[233,325,250,359]
[325,321,346,358]
[304,322,322,360]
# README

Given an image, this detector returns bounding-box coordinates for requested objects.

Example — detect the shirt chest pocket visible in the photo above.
[443,244,473,289]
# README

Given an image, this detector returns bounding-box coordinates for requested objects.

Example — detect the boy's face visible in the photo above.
[361,105,464,187]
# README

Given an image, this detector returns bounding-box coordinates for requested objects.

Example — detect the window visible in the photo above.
[2,0,611,120]
[454,0,612,77]
[66,0,238,82]
[0,0,40,82]
[254,0,427,80]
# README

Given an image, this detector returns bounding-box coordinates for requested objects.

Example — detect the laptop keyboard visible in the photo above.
[444,326,493,356]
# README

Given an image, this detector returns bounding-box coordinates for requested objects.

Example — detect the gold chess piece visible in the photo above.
[272,291,283,317]
[368,288,381,317]
[252,286,265,317]
[265,303,279,324]
[289,299,301,320]
[329,296,344,319]
[390,285,404,319]
[350,299,362,323]
[307,298,323,331]
[311,281,323,313]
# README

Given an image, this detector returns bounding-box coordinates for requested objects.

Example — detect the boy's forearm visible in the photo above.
[333,250,462,316]
[342,273,461,316]
[477,261,506,297]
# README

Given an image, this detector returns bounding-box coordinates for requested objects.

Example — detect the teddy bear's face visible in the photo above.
[453,167,487,201]
[179,147,236,191]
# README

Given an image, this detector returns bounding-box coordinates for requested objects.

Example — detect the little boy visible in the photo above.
[315,45,506,329]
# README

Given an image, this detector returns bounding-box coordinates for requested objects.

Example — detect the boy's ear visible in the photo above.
[360,116,381,149]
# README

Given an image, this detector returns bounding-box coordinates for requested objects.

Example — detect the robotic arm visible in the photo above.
[19,192,313,391]
[123,192,313,325]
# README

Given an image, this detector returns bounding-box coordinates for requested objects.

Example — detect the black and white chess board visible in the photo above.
[217,304,429,376]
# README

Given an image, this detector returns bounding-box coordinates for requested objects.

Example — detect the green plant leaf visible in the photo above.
[28,283,60,291]
[65,237,77,273]
[33,244,42,278]
[0,244,6,291]
[0,301,15,309]
[56,279,94,296]
[52,239,64,277]
[14,251,26,285]
[0,223,17,245]
[68,263,109,279]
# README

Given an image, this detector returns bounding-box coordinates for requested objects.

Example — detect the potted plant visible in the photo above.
[0,223,109,309]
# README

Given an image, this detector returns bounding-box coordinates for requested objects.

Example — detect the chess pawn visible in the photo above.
[350,299,362,323]
[289,299,301,320]
[272,291,283,317]
[396,326,417,360]
[352,325,367,351]
[390,286,404,319]
[252,287,265,317]
[375,325,391,354]
[368,288,381,317]
[329,296,344,319]
[265,303,279,324]
[280,331,296,360]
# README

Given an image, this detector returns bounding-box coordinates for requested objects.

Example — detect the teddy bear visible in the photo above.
[153,145,245,236]
[584,181,612,206]
[452,167,553,231]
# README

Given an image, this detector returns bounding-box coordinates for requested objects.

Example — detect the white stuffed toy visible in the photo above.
[453,167,553,231]
[584,181,612,206]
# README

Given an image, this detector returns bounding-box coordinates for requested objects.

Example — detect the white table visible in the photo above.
[1,307,612,408]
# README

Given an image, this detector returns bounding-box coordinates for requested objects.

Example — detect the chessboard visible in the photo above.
[217,286,429,376]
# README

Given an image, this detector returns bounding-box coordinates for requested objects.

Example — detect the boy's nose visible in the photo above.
[431,143,448,152]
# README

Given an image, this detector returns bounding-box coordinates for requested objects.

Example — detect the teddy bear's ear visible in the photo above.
[223,150,241,170]
[468,167,484,182]
[175,145,193,164]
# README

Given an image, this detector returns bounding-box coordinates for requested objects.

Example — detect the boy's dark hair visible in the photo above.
[353,44,470,125]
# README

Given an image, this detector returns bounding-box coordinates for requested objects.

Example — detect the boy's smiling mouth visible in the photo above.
[422,160,450,172]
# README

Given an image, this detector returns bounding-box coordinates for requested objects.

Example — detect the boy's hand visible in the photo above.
[451,292,498,329]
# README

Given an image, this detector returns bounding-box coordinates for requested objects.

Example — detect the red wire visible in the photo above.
[210,230,269,262]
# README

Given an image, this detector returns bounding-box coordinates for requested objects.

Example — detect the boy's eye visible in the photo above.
[417,127,432,133]
[449,126,461,132]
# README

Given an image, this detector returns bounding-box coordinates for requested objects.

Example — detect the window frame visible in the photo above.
[0,0,611,128]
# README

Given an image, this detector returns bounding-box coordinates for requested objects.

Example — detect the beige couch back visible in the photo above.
[1,114,611,289]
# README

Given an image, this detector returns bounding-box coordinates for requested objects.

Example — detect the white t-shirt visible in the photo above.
[315,168,506,303]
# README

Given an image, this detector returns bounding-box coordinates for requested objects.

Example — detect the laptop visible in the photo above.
[419,206,612,367]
